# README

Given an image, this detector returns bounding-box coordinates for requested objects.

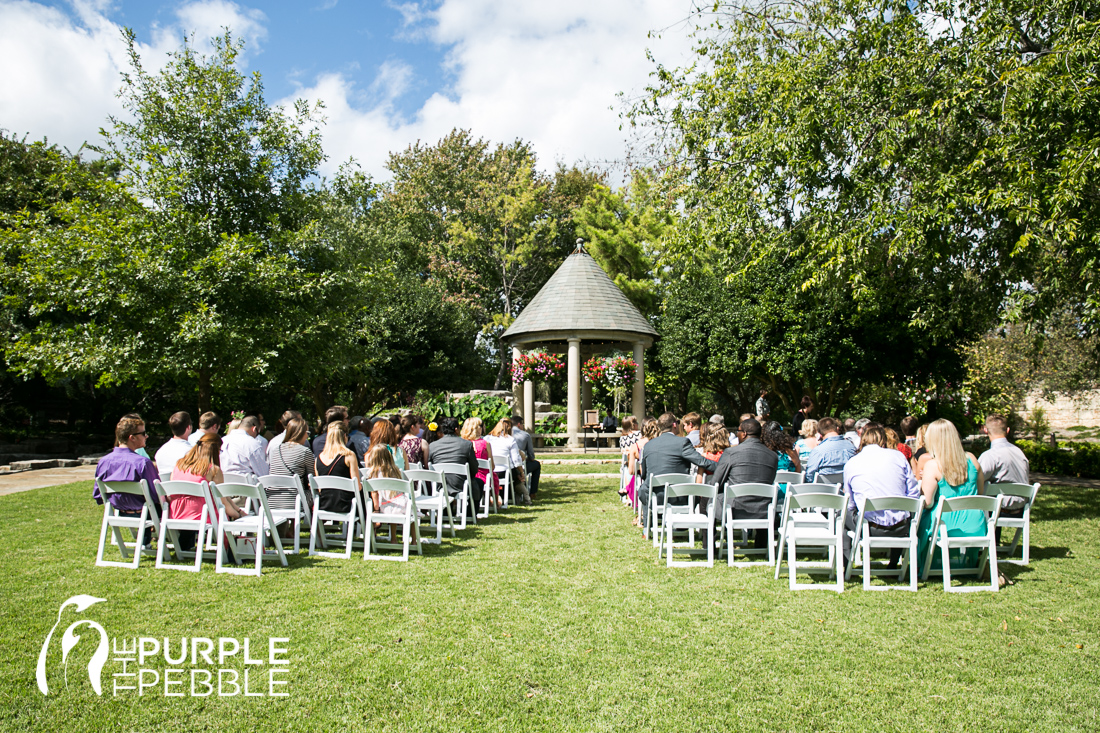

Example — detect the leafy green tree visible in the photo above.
[573,173,668,316]
[2,32,329,413]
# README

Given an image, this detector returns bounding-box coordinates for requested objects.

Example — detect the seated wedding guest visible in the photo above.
[918,419,986,570]
[842,418,859,447]
[618,416,642,500]
[794,419,820,468]
[220,415,269,478]
[253,413,269,453]
[681,412,702,447]
[638,413,719,528]
[486,418,530,505]
[708,418,778,548]
[792,396,814,433]
[911,424,932,479]
[188,411,222,446]
[900,415,919,448]
[364,444,409,543]
[841,425,920,570]
[267,417,315,515]
[461,417,497,506]
[511,415,541,498]
[398,414,429,470]
[94,413,162,518]
[155,411,193,472]
[370,417,408,472]
[171,433,246,552]
[978,413,1030,542]
[314,420,362,515]
[266,410,303,456]
[805,417,855,483]
[312,405,349,456]
[696,425,730,483]
[885,426,912,461]
[118,412,153,459]
[627,418,659,525]
[430,417,483,516]
[348,415,370,464]
[763,421,801,473]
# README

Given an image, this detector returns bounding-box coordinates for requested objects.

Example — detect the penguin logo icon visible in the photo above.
[36,595,109,696]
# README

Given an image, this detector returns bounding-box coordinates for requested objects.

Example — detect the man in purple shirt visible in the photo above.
[93,414,161,517]
[841,424,919,570]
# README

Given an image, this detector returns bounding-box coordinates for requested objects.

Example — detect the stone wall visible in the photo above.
[1021,389,1100,429]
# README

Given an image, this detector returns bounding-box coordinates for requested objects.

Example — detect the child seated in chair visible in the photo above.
[365,445,407,543]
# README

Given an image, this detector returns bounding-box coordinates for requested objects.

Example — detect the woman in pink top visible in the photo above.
[460,416,498,503]
[170,433,247,526]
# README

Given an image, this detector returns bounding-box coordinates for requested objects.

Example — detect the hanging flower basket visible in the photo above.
[582,357,606,383]
[582,355,637,386]
[512,351,565,386]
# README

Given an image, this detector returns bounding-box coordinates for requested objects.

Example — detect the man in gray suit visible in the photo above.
[708,418,778,548]
[637,413,719,514]
[427,417,483,517]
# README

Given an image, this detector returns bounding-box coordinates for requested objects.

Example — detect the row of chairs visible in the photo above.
[94,459,497,573]
[638,469,1039,593]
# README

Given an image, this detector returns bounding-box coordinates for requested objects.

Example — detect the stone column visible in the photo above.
[524,379,534,433]
[511,345,523,410]
[567,338,582,448]
[632,341,646,419]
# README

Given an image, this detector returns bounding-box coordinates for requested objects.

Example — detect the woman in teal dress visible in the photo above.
[917,419,987,571]
[763,421,801,507]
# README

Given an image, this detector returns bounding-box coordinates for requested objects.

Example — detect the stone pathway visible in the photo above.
[0,465,96,497]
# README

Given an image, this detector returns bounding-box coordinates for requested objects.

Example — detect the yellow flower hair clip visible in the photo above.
[428,422,438,432]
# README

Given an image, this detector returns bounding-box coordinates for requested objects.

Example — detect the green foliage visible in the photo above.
[412,392,513,428]
[1017,438,1100,478]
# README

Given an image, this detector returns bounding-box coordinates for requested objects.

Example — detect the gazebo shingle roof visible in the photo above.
[503,250,657,343]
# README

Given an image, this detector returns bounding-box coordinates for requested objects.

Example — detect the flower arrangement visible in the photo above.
[511,350,565,385]
[583,355,638,386]
[230,409,246,422]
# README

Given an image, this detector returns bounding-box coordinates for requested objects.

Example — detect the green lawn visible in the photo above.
[1,476,1097,732]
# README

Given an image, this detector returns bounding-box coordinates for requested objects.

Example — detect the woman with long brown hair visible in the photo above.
[267,417,315,510]
[398,414,428,469]
[170,432,247,551]
[371,417,408,472]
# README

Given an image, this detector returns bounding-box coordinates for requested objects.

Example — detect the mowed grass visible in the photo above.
[0,476,1098,732]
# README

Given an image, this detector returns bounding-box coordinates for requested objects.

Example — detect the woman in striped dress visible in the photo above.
[267,417,314,511]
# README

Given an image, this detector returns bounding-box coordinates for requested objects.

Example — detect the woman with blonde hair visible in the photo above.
[486,418,529,505]
[461,416,497,504]
[917,419,986,568]
[696,426,730,483]
[315,419,362,515]
[627,418,659,526]
[794,418,820,467]
[170,432,247,552]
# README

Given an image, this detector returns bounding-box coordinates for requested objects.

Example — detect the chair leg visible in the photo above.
[940,537,952,592]
[988,538,1000,592]
[788,537,797,591]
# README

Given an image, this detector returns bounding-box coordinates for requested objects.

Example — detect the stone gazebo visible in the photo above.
[503,247,657,447]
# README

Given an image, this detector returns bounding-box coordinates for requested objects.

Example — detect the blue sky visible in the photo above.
[0,0,696,179]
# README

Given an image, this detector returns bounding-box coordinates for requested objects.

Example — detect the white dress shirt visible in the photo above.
[154,437,192,472]
[485,434,523,468]
[220,429,269,478]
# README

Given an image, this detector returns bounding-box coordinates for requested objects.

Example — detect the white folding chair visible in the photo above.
[308,475,365,559]
[659,482,717,567]
[774,482,841,574]
[775,492,847,592]
[432,462,478,530]
[775,470,803,486]
[153,479,218,572]
[921,495,1002,592]
[221,472,255,484]
[364,477,423,561]
[719,483,778,567]
[491,452,513,509]
[158,470,173,483]
[844,496,923,591]
[210,482,288,576]
[475,458,499,518]
[816,472,844,486]
[405,468,456,544]
[257,474,315,554]
[646,473,694,547]
[987,482,1040,565]
[94,479,160,569]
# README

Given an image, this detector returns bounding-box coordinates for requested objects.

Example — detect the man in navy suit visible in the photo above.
[637,413,719,515]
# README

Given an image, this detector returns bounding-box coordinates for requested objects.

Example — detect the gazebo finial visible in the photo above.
[574,238,586,254]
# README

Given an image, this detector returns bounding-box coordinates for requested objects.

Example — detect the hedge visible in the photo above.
[1015,439,1100,479]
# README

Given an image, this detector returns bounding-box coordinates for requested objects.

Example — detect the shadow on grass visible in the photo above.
[1032,484,1100,522]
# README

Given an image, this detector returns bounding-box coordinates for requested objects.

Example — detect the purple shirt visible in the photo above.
[842,444,919,526]
[93,447,160,514]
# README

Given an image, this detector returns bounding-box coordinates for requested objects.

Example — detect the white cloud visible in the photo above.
[0,0,266,150]
[289,0,697,181]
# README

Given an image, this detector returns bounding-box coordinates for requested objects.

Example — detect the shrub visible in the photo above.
[1015,439,1100,479]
